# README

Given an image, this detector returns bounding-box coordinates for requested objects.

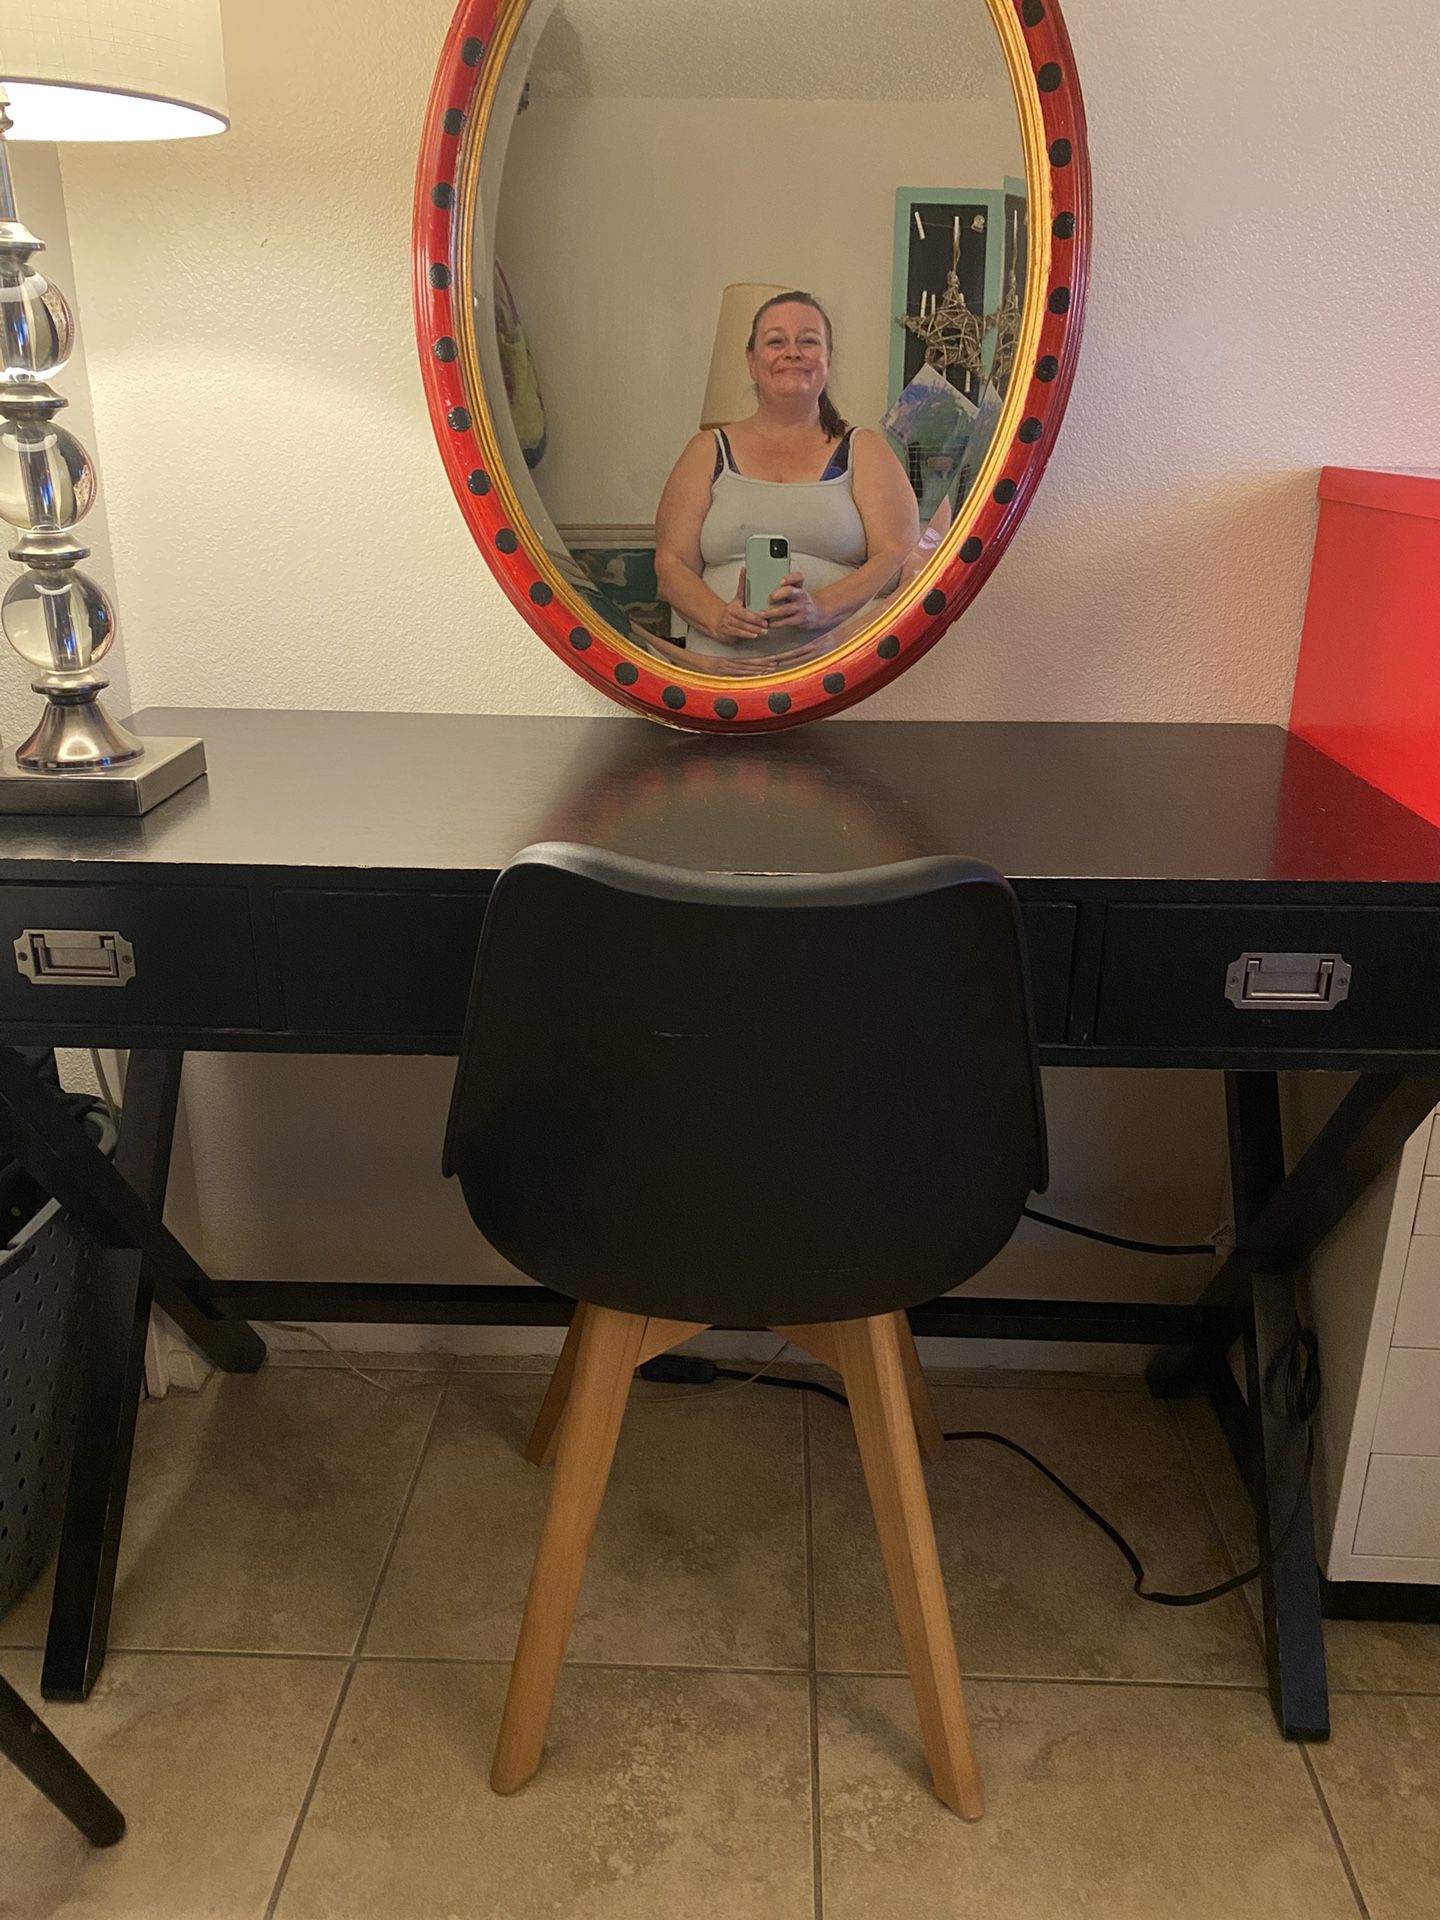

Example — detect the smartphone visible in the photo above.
[744,534,791,613]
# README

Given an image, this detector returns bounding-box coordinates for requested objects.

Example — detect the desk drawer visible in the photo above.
[1096,906,1440,1051]
[1395,1236,1440,1348]
[276,889,490,1038]
[1372,1348,1440,1456]
[0,882,258,1029]
[1354,1456,1440,1560]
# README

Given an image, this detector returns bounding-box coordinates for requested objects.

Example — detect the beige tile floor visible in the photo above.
[1,1348,1438,1919]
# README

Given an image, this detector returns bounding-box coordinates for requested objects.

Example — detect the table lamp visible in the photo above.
[0,2,227,816]
[698,282,788,431]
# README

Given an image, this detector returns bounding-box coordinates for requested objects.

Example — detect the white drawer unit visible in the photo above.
[1353,1458,1440,1562]
[1295,1091,1440,1585]
[1393,1236,1440,1347]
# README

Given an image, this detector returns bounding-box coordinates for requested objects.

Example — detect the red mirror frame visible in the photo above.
[414,0,1090,732]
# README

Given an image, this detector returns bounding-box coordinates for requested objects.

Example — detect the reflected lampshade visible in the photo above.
[698,282,790,430]
[0,0,228,142]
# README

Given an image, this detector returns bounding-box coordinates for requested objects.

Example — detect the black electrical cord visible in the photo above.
[1022,1205,1218,1258]
[711,1326,1320,1610]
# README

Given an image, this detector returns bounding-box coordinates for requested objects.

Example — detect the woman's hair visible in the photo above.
[747,291,850,440]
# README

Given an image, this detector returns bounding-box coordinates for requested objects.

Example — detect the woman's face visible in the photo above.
[747,303,831,411]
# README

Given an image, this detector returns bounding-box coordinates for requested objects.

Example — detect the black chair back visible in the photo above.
[445,845,1047,1328]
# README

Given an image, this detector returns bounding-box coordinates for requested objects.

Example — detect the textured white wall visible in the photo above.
[39,0,1440,1352]
[53,0,1440,726]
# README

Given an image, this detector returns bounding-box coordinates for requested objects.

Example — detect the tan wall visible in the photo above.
[496,95,1024,526]
[41,0,1440,1357]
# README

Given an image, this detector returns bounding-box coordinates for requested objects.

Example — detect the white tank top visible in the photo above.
[693,429,867,656]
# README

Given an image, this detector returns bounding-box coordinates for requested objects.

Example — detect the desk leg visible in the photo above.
[1216,1074,1329,1741]
[0,1046,263,1374]
[1146,1070,1440,1401]
[0,1049,263,1701]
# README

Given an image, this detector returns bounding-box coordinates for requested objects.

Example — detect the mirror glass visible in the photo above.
[469,0,1027,678]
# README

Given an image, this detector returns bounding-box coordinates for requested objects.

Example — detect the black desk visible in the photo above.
[4,709,1440,1735]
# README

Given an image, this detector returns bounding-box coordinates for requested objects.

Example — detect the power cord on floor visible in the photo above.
[649,1324,1321,1613]
[259,1322,441,1392]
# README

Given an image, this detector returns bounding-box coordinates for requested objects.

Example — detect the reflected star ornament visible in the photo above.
[900,269,988,380]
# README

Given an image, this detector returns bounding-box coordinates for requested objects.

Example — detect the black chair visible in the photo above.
[445,844,1046,1819]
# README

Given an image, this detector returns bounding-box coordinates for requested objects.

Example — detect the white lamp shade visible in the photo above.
[0,0,228,141]
[699,282,791,430]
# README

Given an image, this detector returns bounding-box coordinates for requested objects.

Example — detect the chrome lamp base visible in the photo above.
[0,733,206,816]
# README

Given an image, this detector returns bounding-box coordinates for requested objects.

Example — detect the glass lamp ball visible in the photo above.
[0,261,74,379]
[1,570,115,673]
[0,420,96,529]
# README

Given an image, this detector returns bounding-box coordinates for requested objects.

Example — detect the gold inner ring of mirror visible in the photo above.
[454,0,1055,689]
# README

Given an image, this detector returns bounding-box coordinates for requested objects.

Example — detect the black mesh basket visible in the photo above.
[0,1109,116,1621]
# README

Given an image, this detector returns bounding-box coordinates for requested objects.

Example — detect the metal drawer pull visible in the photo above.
[14,928,136,987]
[1224,950,1351,1011]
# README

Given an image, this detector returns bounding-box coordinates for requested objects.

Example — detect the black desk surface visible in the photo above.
[1,708,1439,898]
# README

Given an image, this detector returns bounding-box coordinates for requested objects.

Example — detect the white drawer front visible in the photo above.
[1414,1175,1440,1237]
[1395,1236,1440,1348]
[1354,1455,1440,1560]
[1373,1348,1440,1455]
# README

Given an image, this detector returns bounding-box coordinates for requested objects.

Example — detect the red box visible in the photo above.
[1290,467,1440,826]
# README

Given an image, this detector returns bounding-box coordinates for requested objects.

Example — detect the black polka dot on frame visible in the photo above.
[447,406,471,432]
[443,107,465,136]
[1037,62,1062,92]
[432,183,454,211]
[1018,417,1043,444]
[529,582,552,605]
[662,686,686,709]
[714,696,739,719]
[614,661,639,686]
[461,37,484,66]
[823,671,846,695]
[1049,138,1072,167]
[433,337,458,362]
[960,538,983,563]
[495,528,517,553]
[767,691,792,714]
[878,635,901,658]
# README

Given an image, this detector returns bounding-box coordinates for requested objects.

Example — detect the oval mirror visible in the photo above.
[415,0,1088,730]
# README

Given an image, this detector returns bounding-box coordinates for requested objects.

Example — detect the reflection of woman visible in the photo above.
[655,292,919,659]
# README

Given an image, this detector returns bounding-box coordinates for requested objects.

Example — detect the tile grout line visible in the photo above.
[261,1365,451,1920]
[1298,1743,1374,1920]
[801,1388,824,1920]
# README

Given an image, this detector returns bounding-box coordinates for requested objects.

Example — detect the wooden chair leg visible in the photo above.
[525,1303,590,1466]
[831,1312,983,1820]
[896,1317,946,1463]
[491,1306,706,1794]
[775,1319,944,1461]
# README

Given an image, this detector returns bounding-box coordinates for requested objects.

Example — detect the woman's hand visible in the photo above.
[710,566,770,644]
[764,571,827,631]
